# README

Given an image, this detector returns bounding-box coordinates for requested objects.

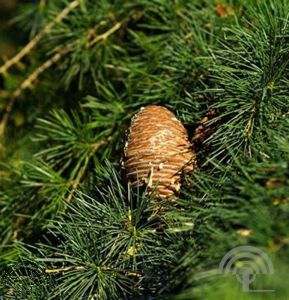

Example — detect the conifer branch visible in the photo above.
[0,0,80,76]
[65,136,112,204]
[45,264,141,277]
[45,265,86,273]
[0,22,122,136]
[0,44,72,136]
[2,1,289,299]
[89,22,122,47]
[39,0,46,10]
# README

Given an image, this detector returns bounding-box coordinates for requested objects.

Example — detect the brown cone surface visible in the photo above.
[124,105,196,199]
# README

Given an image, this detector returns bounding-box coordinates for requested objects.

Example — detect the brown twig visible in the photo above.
[89,22,122,46]
[65,155,90,204]
[65,136,112,204]
[45,266,86,273]
[0,44,72,135]
[45,264,141,277]
[0,0,80,76]
[0,22,122,136]
[39,0,46,10]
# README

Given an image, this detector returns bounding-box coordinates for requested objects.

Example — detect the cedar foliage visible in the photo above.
[0,0,289,299]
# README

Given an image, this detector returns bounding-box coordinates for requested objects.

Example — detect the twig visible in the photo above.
[0,0,80,76]
[39,0,46,10]
[0,22,122,136]
[45,263,141,277]
[65,155,90,204]
[65,136,112,204]
[0,44,72,135]
[89,22,122,46]
[45,265,86,273]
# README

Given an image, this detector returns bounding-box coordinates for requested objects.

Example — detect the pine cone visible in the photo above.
[124,105,196,199]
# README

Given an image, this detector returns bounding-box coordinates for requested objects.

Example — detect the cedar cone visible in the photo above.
[123,105,196,199]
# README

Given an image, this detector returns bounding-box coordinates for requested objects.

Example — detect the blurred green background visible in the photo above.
[0,0,20,58]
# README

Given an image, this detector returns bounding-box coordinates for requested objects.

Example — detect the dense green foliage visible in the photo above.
[0,0,288,299]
